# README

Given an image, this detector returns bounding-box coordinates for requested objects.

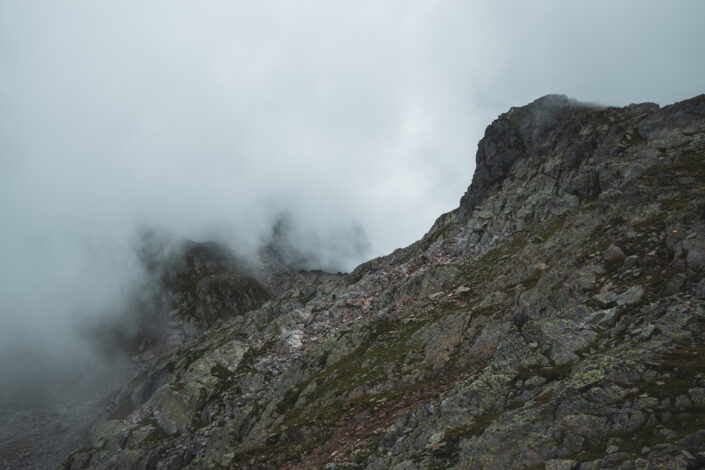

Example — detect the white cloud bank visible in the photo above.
[0,0,703,393]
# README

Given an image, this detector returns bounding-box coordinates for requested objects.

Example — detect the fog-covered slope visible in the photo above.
[57,94,705,470]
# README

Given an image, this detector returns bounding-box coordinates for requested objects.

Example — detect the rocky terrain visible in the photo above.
[54,93,705,469]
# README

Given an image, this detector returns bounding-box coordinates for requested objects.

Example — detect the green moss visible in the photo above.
[429,408,508,463]
[276,320,446,459]
[574,397,705,464]
[571,341,705,463]
[530,388,554,407]
[275,386,304,415]
[638,151,705,211]
[277,318,429,419]
[574,442,610,464]
[519,269,543,288]
[643,345,705,398]
[348,431,386,464]
[537,214,568,240]
[265,381,439,465]
[603,258,623,274]
[210,364,236,383]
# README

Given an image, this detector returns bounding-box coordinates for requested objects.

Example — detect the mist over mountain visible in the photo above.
[1,2,705,469]
[51,92,705,470]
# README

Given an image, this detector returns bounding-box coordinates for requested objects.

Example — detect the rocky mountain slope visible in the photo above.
[60,94,705,470]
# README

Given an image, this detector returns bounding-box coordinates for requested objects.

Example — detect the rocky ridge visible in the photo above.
[59,94,705,469]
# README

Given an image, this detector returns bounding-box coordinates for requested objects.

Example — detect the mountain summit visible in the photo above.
[59,94,705,470]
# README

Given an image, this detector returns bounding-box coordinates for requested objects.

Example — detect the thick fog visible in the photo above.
[1,1,704,405]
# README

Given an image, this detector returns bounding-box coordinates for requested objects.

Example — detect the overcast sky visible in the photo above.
[1,1,704,378]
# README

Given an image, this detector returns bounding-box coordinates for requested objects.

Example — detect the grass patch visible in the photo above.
[537,214,568,241]
[530,388,554,407]
[350,431,386,464]
[210,364,236,383]
[427,401,526,466]
[276,318,430,419]
[519,269,543,288]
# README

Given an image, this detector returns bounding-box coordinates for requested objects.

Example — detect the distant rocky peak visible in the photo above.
[444,94,705,257]
[182,240,237,276]
[460,94,594,213]
[512,94,592,146]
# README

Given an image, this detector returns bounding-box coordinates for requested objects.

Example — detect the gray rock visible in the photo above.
[616,285,644,306]
[675,394,692,408]
[604,244,626,261]
[460,94,588,213]
[546,459,577,470]
[639,323,658,339]
[688,388,705,405]
[87,419,132,449]
[624,255,640,269]
[525,376,548,388]
[592,291,619,308]
[665,272,687,295]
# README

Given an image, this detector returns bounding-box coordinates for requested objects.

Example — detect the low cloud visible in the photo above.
[1,0,704,408]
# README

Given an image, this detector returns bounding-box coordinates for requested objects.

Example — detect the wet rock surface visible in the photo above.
[49,94,705,469]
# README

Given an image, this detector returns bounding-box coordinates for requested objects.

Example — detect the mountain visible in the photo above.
[59,94,705,469]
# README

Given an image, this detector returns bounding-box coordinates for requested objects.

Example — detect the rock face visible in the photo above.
[169,242,272,330]
[460,94,591,212]
[58,94,705,470]
[119,240,274,362]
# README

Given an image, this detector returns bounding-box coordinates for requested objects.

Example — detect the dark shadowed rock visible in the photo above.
[168,241,271,328]
[460,94,591,213]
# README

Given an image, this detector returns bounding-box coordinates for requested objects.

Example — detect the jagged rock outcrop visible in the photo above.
[460,94,591,213]
[121,240,273,361]
[60,94,705,470]
[169,242,271,330]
